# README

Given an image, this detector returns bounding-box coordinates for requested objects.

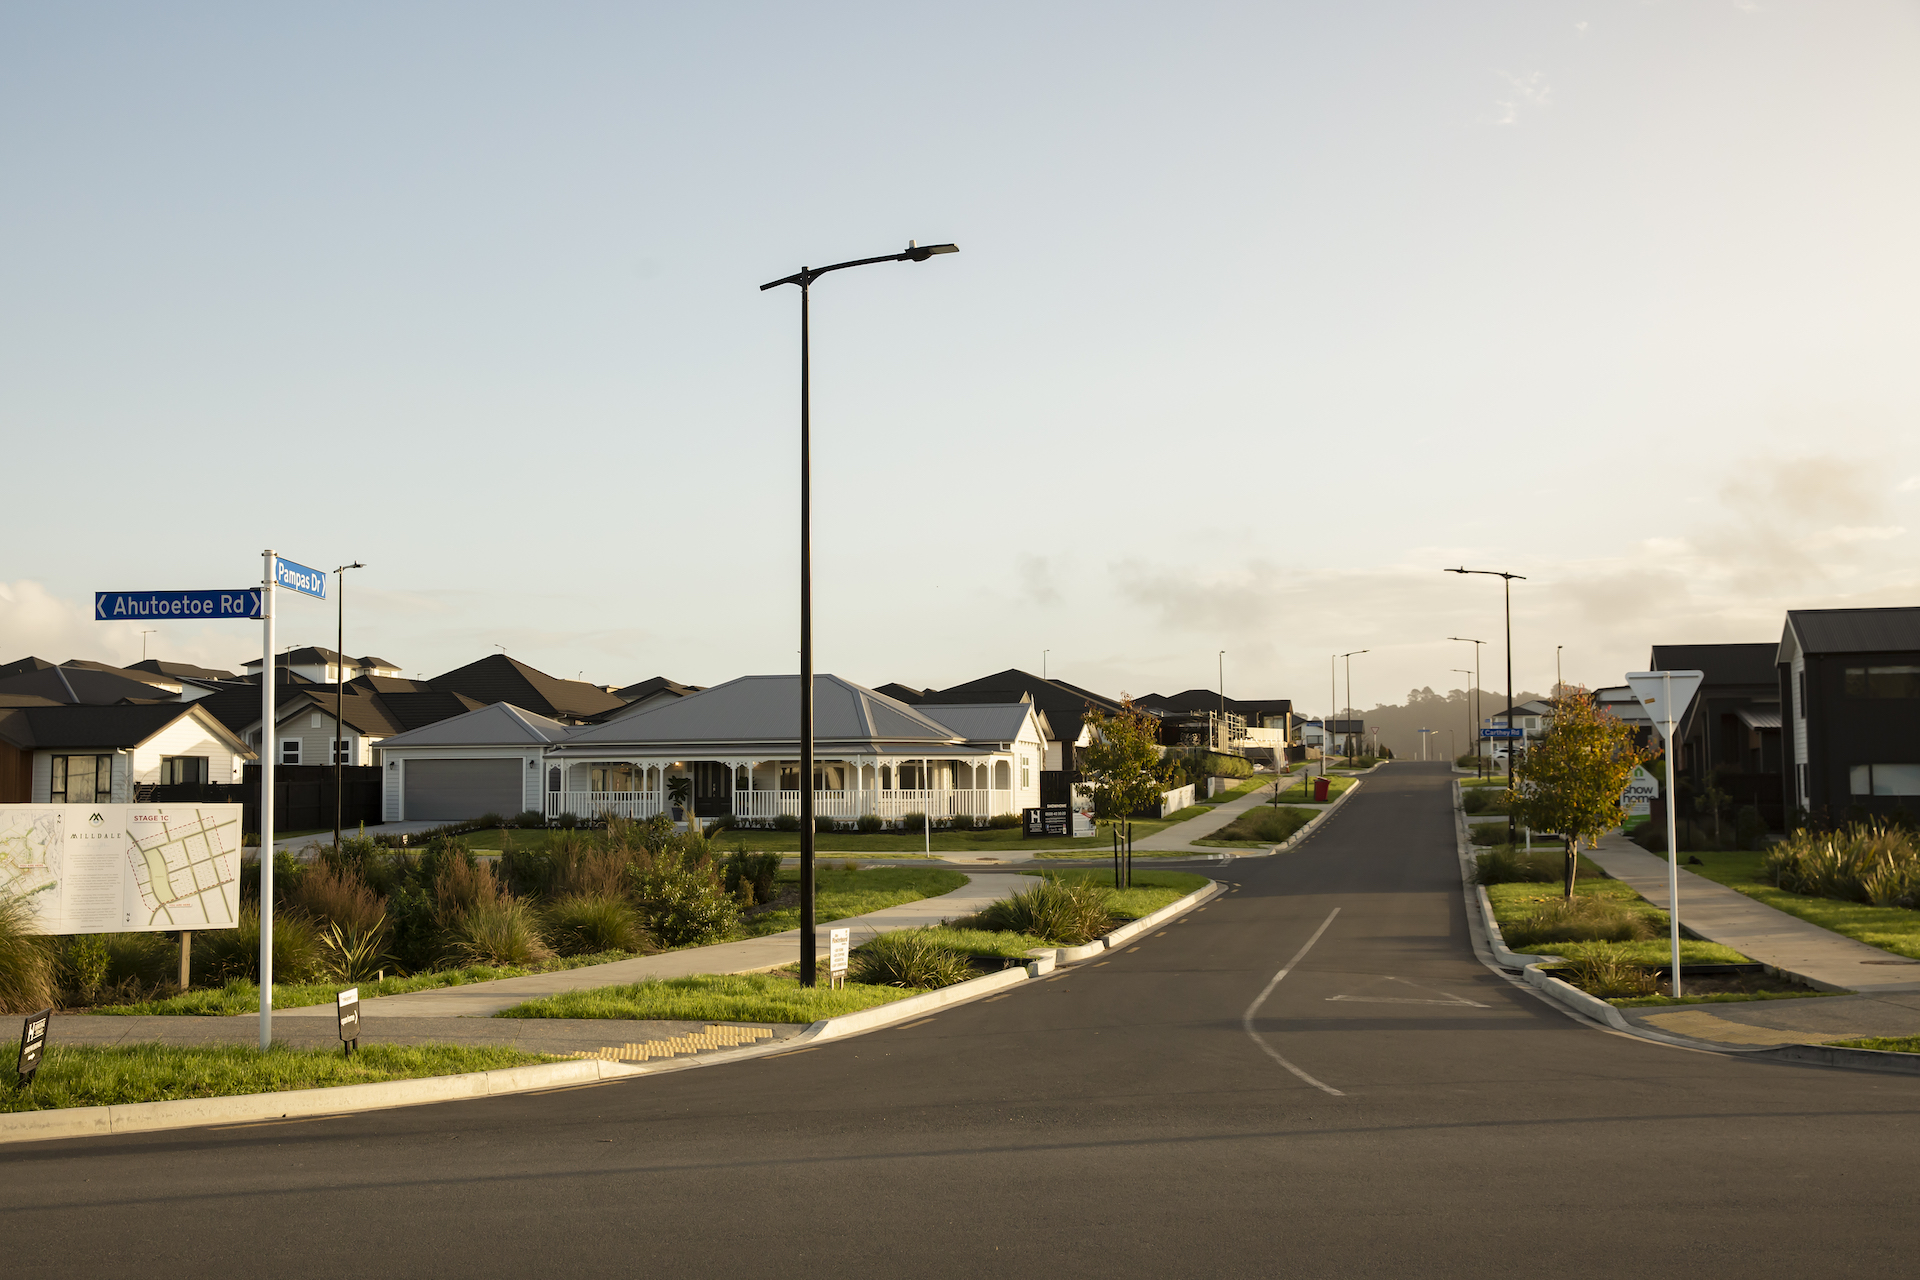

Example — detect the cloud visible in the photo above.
[1494,71,1551,125]
[0,579,252,672]
[1017,555,1062,607]
[1574,21,1589,36]
[1899,475,1920,493]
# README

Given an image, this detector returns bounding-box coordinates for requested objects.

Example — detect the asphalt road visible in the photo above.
[8,762,1917,1278]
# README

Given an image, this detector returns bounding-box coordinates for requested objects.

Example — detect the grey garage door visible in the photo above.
[403,758,523,821]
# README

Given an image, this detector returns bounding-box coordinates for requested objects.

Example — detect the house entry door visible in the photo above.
[692,761,732,817]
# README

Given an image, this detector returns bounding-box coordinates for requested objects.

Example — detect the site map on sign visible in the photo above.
[0,804,241,934]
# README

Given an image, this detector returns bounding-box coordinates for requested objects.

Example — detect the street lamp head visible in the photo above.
[905,241,959,261]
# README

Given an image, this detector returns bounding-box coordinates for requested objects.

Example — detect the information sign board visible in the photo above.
[828,929,850,975]
[337,987,361,1054]
[1023,804,1071,839]
[1621,765,1659,816]
[95,590,262,621]
[17,1008,51,1085]
[273,557,328,599]
[0,804,243,935]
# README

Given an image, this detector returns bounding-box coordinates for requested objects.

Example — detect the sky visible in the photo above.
[3,2,1917,719]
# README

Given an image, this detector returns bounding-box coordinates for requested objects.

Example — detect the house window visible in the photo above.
[159,756,209,786]
[1844,667,1920,699]
[330,739,354,766]
[1020,756,1031,789]
[50,755,112,804]
[1849,764,1920,797]
[281,738,302,765]
[547,766,562,793]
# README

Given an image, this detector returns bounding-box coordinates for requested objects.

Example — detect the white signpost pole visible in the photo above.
[1661,670,1680,998]
[259,549,276,1050]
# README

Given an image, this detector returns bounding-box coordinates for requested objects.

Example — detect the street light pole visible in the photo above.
[1449,637,1485,776]
[332,561,365,858]
[762,240,957,987]
[1452,669,1474,768]
[1556,644,1564,694]
[1218,650,1226,753]
[1340,650,1368,763]
[1447,569,1526,846]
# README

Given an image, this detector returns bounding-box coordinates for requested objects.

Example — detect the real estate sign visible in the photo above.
[0,804,243,935]
[1621,765,1658,817]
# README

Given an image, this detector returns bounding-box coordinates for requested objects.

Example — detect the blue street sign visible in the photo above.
[1480,726,1525,740]
[95,590,263,621]
[273,557,327,599]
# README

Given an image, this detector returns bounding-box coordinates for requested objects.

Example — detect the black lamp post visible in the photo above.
[1450,636,1485,777]
[333,561,365,856]
[1339,649,1367,763]
[761,240,958,987]
[1446,569,1525,846]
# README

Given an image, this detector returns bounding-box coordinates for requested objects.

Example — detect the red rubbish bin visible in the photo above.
[1313,776,1330,802]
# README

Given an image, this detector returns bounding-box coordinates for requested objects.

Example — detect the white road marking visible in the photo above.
[1242,908,1345,1097]
[1325,977,1488,1008]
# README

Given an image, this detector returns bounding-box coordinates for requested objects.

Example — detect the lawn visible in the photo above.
[493,971,916,1023]
[1023,868,1208,919]
[1198,806,1318,847]
[1483,876,1748,966]
[737,866,967,937]
[93,952,641,1016]
[0,1043,551,1113]
[1679,849,1920,961]
[1264,775,1356,804]
[1830,1035,1920,1054]
[1195,775,1275,805]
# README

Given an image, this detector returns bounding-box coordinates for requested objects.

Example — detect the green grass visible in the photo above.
[1680,849,1920,961]
[1265,775,1356,804]
[492,971,916,1023]
[1196,775,1275,805]
[1484,878,1748,966]
[1023,868,1207,919]
[737,866,967,937]
[0,1043,552,1113]
[1200,805,1318,847]
[1607,990,1839,1008]
[897,925,1051,957]
[94,952,636,1016]
[1829,1035,1920,1054]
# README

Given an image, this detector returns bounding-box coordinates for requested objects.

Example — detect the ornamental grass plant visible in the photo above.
[0,891,56,1014]
[1766,822,1920,908]
[848,929,977,990]
[976,875,1113,946]
[1502,895,1654,949]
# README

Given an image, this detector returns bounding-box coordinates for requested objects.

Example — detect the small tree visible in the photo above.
[1079,698,1166,823]
[1512,685,1658,898]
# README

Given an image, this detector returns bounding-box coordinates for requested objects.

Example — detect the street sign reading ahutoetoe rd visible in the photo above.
[95,590,263,621]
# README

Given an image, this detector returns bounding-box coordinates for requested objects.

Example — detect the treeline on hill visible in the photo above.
[1360,686,1548,760]
[0,815,775,1014]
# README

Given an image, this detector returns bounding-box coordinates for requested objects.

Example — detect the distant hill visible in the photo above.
[1331,686,1548,761]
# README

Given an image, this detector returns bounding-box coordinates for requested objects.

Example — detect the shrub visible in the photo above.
[1472,847,1565,885]
[63,933,111,1005]
[627,848,737,948]
[856,813,884,833]
[103,932,179,993]
[978,876,1113,946]
[553,812,580,830]
[317,919,393,983]
[544,892,648,956]
[550,846,631,900]
[849,930,976,989]
[1766,822,1920,907]
[498,845,556,898]
[988,813,1022,829]
[476,812,505,829]
[199,906,326,983]
[815,815,837,834]
[1554,954,1657,999]
[897,812,927,833]
[1462,788,1512,816]
[0,892,57,1014]
[1735,805,1767,851]
[722,849,783,906]
[288,862,386,938]
[1455,752,1485,769]
[452,898,553,966]
[1215,806,1315,843]
[773,813,801,832]
[1503,896,1653,948]
[513,809,548,829]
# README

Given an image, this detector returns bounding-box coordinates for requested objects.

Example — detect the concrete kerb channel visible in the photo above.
[0,880,1228,1146]
[1453,780,1920,1075]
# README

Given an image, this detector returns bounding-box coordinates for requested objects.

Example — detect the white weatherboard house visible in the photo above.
[375,675,1047,824]
[378,703,572,822]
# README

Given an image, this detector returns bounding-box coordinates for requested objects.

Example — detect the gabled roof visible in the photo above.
[919,669,1122,744]
[377,702,575,748]
[1780,607,1920,661]
[0,702,253,755]
[558,675,963,752]
[0,665,181,707]
[349,674,438,694]
[374,690,489,730]
[0,656,59,679]
[918,702,1040,743]
[429,654,626,721]
[874,683,926,705]
[188,679,317,734]
[272,689,406,738]
[1649,643,1778,687]
[127,658,239,681]
[614,676,701,703]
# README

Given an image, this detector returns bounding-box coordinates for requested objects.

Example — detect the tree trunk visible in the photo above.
[1564,835,1578,899]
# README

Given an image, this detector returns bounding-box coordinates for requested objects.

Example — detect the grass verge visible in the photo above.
[1828,1035,1920,1054]
[94,952,637,1016]
[1023,868,1207,920]
[737,866,967,938]
[1680,849,1920,961]
[1484,877,1748,966]
[0,1043,552,1113]
[1265,775,1356,804]
[1607,990,1838,1008]
[492,972,914,1023]
[1199,806,1318,846]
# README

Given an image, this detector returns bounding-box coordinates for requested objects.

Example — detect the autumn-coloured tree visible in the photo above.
[1512,685,1659,898]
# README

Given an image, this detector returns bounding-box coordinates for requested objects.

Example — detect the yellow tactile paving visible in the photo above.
[1640,1009,1855,1046]
[568,1025,776,1063]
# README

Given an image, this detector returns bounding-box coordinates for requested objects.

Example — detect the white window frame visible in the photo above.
[282,738,303,766]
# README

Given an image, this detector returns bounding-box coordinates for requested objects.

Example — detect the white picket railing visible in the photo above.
[547,787,1019,823]
[547,790,666,821]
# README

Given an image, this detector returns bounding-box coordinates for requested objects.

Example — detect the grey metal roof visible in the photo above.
[557,675,962,752]
[376,702,574,748]
[918,703,1038,743]
[1736,707,1783,730]
[1782,607,1920,660]
[1649,643,1778,686]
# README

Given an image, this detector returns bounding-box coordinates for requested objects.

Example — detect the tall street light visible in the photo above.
[1452,669,1474,768]
[1449,637,1485,777]
[762,239,958,987]
[1446,568,1526,846]
[333,561,365,857]
[1340,650,1368,763]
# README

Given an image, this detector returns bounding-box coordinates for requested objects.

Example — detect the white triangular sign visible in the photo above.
[1624,670,1704,743]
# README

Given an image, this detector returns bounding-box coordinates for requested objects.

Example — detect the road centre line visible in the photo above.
[1241,908,1346,1097]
